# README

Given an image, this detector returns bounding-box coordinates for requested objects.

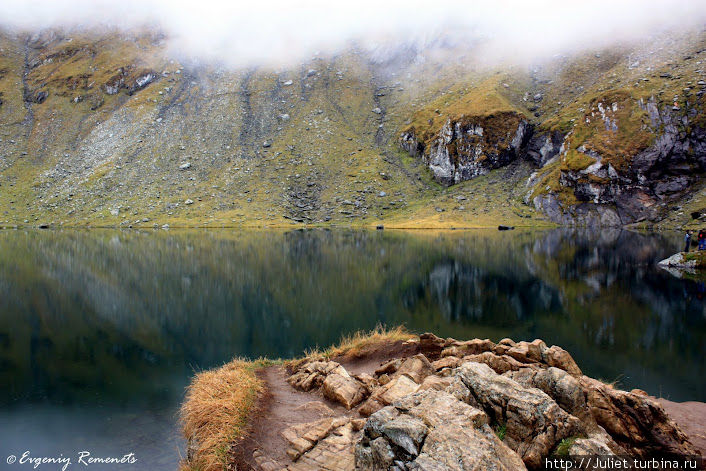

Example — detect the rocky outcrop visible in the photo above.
[400,87,705,227]
[457,362,583,468]
[659,251,706,269]
[322,373,369,409]
[288,360,350,391]
[578,376,695,458]
[532,97,706,226]
[248,333,698,470]
[104,66,157,96]
[289,359,369,409]
[525,130,566,167]
[400,112,567,187]
[532,193,625,227]
[400,113,554,185]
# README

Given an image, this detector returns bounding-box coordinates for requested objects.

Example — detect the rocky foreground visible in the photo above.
[230,334,701,471]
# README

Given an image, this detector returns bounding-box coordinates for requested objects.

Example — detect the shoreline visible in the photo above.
[0,221,557,230]
[0,223,689,232]
[180,328,705,471]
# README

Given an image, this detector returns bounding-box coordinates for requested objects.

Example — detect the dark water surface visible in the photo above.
[0,228,704,469]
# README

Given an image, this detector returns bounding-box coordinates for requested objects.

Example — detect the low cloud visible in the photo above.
[2,0,705,67]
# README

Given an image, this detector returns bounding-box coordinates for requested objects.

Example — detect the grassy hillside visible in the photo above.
[0,26,704,228]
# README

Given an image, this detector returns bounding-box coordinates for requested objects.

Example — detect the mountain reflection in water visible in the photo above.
[0,228,703,470]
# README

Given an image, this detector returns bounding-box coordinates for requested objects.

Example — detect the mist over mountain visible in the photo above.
[3,0,705,67]
[0,2,705,228]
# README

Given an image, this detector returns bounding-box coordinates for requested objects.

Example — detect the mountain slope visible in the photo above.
[0,26,704,228]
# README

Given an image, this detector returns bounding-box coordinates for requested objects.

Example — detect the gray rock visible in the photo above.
[381,416,427,456]
[356,390,526,470]
[456,362,582,468]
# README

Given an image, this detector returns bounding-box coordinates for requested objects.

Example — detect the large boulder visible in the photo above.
[456,362,582,468]
[506,367,591,423]
[355,389,527,470]
[579,376,697,458]
[395,353,434,384]
[542,345,583,377]
[419,332,447,359]
[359,375,420,416]
[322,373,368,409]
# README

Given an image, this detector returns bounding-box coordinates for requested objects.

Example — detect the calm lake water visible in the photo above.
[0,228,704,469]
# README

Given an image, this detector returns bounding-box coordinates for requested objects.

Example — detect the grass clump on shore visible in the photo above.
[494,422,507,441]
[179,359,265,471]
[290,324,416,370]
[683,251,706,267]
[325,324,416,358]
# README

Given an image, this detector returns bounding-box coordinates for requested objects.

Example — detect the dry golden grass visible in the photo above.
[328,324,416,358]
[180,359,264,471]
[288,325,417,370]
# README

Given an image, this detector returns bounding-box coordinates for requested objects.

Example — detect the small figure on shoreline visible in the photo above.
[698,230,706,251]
[685,230,692,252]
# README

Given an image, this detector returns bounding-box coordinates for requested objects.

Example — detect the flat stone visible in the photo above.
[321,373,368,409]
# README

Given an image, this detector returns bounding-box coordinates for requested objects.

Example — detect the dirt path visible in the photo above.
[658,399,706,457]
[231,340,419,470]
[231,365,350,470]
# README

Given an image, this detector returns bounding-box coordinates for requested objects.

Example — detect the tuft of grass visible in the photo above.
[494,422,507,441]
[327,324,416,358]
[554,437,578,457]
[682,251,706,267]
[595,374,624,389]
[288,324,416,369]
[179,359,264,471]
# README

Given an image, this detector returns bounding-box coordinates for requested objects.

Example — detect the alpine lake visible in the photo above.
[0,228,704,469]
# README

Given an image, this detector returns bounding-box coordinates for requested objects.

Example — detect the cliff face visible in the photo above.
[400,114,567,186]
[531,97,706,226]
[399,31,706,227]
[400,113,533,185]
[0,26,557,228]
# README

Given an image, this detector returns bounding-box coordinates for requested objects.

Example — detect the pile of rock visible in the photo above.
[277,334,696,470]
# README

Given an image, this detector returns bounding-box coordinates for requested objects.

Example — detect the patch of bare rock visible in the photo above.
[243,334,700,470]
